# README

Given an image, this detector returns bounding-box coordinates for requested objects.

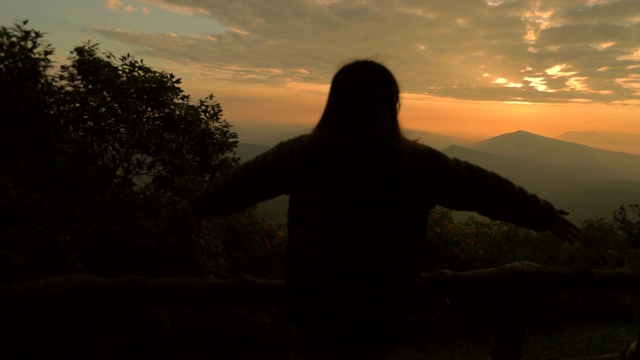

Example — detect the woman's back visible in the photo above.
[286,136,432,275]
[284,136,431,348]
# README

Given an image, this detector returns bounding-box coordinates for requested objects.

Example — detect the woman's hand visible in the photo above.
[549,209,581,243]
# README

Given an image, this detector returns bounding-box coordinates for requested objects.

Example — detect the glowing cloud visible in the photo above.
[615,75,640,95]
[106,0,123,11]
[525,77,551,92]
[486,0,507,7]
[546,64,577,78]
[142,0,209,16]
[591,42,616,51]
[494,77,523,88]
[618,50,640,61]
[566,77,589,92]
[106,0,138,13]
[503,101,534,105]
[521,6,556,43]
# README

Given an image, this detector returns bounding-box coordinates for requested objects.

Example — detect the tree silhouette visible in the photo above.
[0,21,247,281]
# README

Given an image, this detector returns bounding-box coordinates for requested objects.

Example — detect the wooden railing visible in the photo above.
[2,261,639,359]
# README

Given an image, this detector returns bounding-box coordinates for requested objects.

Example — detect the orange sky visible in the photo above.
[399,94,640,139]
[187,79,640,140]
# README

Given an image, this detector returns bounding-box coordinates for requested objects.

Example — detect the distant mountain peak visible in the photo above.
[442,144,468,152]
[496,130,547,138]
[512,129,535,134]
[477,130,563,147]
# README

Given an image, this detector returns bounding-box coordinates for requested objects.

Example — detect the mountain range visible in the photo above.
[441,130,640,221]
[234,128,640,223]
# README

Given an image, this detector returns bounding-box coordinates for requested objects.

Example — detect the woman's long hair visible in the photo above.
[309,60,405,148]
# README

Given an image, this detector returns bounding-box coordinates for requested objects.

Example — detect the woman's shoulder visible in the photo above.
[267,134,310,158]
[400,139,451,164]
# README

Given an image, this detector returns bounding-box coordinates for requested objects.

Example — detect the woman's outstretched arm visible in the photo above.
[418,145,580,240]
[192,136,302,218]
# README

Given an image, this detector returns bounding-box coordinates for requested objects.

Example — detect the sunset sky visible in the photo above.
[2,0,640,139]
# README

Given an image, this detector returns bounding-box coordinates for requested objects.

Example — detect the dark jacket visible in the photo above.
[194,134,558,332]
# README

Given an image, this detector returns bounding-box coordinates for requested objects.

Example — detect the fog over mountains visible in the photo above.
[234,125,640,223]
[557,131,640,156]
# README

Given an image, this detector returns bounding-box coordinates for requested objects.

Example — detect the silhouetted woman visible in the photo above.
[193,60,580,359]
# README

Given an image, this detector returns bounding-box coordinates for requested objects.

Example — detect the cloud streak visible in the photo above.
[106,0,149,15]
[92,0,640,104]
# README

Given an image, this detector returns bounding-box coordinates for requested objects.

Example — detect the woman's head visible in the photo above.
[313,60,403,145]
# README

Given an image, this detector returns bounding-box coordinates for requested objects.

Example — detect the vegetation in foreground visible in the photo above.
[1,21,639,359]
[392,321,639,360]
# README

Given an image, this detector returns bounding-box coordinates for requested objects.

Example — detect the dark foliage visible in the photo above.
[615,204,640,250]
[1,21,290,358]
[417,206,640,346]
[0,20,253,281]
